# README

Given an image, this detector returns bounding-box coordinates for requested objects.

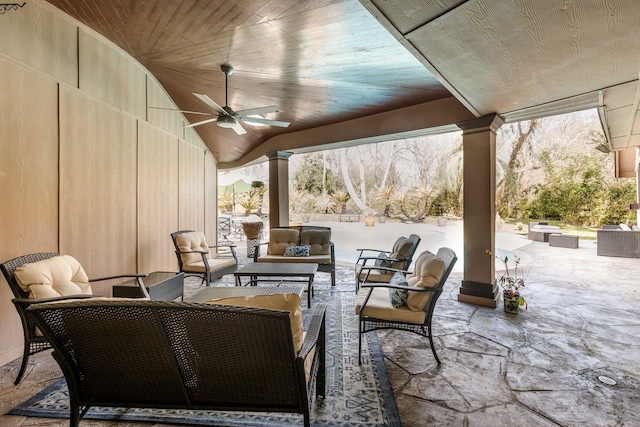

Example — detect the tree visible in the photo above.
[294,153,337,196]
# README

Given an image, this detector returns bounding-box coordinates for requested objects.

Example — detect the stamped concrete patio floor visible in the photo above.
[1,220,639,426]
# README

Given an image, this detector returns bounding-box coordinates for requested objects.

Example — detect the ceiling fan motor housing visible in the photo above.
[217,114,237,128]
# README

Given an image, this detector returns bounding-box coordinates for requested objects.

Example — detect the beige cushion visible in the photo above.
[406,251,445,311]
[358,270,395,283]
[256,254,331,265]
[204,293,304,352]
[388,236,415,269]
[176,232,209,266]
[355,287,426,324]
[267,229,300,255]
[300,229,331,255]
[182,257,237,273]
[14,255,92,299]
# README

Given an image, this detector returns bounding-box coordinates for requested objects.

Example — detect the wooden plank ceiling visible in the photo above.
[45,0,640,166]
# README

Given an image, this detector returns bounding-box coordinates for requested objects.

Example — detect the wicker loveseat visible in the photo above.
[254,226,336,286]
[28,295,326,427]
[597,225,640,258]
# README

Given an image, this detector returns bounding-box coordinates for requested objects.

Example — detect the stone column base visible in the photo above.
[458,280,500,308]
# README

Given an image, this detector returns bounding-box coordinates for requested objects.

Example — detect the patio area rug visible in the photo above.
[8,290,402,427]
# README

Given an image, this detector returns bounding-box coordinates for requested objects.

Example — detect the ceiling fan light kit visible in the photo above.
[216,115,237,128]
[186,64,290,134]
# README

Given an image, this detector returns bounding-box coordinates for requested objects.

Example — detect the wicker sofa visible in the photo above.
[254,225,336,286]
[597,225,640,258]
[28,296,326,427]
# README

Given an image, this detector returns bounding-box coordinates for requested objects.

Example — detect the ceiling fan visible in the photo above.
[184,64,290,135]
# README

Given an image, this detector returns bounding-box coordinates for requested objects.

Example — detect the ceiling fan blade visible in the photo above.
[193,93,228,116]
[184,117,218,128]
[233,122,247,135]
[149,106,211,116]
[241,117,290,128]
[235,106,282,116]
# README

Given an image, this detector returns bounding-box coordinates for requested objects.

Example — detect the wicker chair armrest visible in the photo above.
[175,249,208,254]
[299,304,326,359]
[12,294,96,309]
[357,255,400,263]
[210,244,238,260]
[208,244,237,249]
[359,265,408,275]
[360,282,437,292]
[356,248,391,254]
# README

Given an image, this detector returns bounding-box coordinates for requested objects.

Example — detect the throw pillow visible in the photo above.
[406,251,445,311]
[374,252,393,272]
[388,270,409,308]
[283,245,310,257]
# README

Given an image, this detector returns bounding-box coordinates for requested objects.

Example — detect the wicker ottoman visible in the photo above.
[549,234,579,249]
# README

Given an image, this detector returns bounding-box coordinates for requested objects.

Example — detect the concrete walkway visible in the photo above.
[1,220,638,426]
[322,219,640,426]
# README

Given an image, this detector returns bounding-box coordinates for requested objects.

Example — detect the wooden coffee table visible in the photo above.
[187,285,305,303]
[233,262,318,308]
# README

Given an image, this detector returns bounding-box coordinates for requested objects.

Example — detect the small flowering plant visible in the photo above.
[497,255,528,310]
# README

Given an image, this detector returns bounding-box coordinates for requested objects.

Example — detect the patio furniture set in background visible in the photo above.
[529,220,640,257]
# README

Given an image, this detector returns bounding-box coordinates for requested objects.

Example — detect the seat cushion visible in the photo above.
[183,257,237,273]
[204,293,304,352]
[14,255,92,299]
[406,251,445,311]
[355,287,426,324]
[267,229,300,255]
[175,231,209,266]
[358,270,395,283]
[300,229,331,255]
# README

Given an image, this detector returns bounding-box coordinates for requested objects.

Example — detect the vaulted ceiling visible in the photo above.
[45,0,640,169]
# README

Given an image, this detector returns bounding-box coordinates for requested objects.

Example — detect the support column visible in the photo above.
[266,151,293,227]
[457,114,504,308]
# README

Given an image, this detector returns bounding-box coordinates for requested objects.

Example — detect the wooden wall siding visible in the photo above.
[0,1,77,87]
[147,78,188,137]
[184,127,207,149]
[178,142,206,232]
[0,1,213,367]
[79,30,146,120]
[0,60,59,358]
[137,122,180,274]
[204,152,218,244]
[59,87,138,296]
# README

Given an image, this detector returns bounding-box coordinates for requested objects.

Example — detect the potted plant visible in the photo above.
[497,254,528,313]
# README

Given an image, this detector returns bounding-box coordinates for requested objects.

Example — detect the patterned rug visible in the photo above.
[9,290,402,427]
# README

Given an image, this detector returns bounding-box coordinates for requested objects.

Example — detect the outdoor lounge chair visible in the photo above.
[354,234,421,291]
[355,247,457,365]
[0,252,148,385]
[171,230,238,285]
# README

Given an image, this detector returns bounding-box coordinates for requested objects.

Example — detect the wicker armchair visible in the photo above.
[0,252,148,384]
[171,230,238,285]
[28,298,326,427]
[355,247,457,365]
[354,234,421,291]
